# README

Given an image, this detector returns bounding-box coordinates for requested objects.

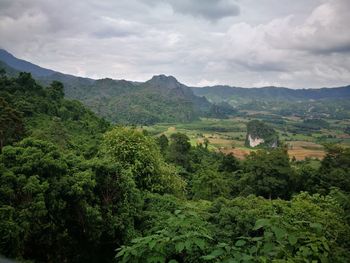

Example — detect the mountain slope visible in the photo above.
[0,49,56,77]
[0,71,109,155]
[192,85,350,105]
[2,49,349,123]
[78,74,211,124]
[0,50,214,124]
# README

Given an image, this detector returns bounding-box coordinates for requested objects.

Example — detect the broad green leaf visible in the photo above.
[149,239,157,249]
[204,248,224,260]
[253,219,270,230]
[147,255,166,263]
[194,238,206,250]
[262,242,275,253]
[185,240,193,250]
[310,223,322,232]
[175,242,185,252]
[202,255,216,260]
[310,244,318,252]
[272,226,286,240]
[288,234,298,246]
[235,240,246,247]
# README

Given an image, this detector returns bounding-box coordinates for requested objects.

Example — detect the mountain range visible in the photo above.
[1,49,349,124]
[193,85,350,106]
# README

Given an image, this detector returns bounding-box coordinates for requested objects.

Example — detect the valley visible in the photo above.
[1,49,350,263]
[145,114,350,160]
[2,0,350,261]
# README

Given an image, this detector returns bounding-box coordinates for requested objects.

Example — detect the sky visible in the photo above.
[0,0,350,88]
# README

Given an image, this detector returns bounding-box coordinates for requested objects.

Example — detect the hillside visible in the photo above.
[2,49,350,124]
[0,50,216,124]
[0,71,109,156]
[0,49,56,77]
[78,74,212,124]
[192,85,350,103]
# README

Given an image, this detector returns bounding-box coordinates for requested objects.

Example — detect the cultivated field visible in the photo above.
[144,115,350,161]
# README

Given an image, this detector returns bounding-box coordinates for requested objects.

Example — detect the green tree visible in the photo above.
[117,209,212,263]
[236,148,295,199]
[192,165,231,200]
[47,81,65,101]
[102,127,185,195]
[0,98,25,151]
[168,132,191,168]
[0,138,142,262]
[218,153,240,173]
[157,134,169,154]
[318,145,350,193]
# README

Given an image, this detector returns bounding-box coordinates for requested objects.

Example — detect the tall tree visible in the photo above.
[167,132,191,168]
[0,98,25,151]
[237,148,295,199]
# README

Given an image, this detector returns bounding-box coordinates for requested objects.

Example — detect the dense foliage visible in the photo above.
[0,71,350,262]
[40,74,214,125]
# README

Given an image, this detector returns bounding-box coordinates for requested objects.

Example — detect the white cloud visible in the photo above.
[0,0,349,88]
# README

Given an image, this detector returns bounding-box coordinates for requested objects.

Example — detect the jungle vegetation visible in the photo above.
[0,72,350,263]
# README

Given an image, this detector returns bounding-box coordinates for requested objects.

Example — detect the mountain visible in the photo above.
[192,85,350,105]
[1,49,349,123]
[0,49,56,77]
[0,50,215,124]
[79,74,212,124]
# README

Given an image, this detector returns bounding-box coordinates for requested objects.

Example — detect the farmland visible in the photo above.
[144,115,350,160]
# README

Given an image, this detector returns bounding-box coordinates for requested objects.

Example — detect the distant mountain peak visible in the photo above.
[146,74,182,91]
[149,74,178,83]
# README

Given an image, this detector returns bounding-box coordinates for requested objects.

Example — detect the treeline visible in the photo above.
[0,72,350,262]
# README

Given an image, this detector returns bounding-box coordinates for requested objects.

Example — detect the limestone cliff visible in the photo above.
[245,120,279,148]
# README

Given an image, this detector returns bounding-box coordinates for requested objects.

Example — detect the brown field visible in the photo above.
[156,122,327,161]
[217,141,325,161]
[167,126,176,133]
[338,134,350,139]
[220,147,252,159]
[205,137,233,147]
[241,110,273,115]
[288,149,325,160]
[286,141,325,160]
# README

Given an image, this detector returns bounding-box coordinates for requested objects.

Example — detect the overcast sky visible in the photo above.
[0,0,350,88]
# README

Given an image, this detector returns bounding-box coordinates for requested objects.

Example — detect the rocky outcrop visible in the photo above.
[245,120,279,148]
[248,134,265,147]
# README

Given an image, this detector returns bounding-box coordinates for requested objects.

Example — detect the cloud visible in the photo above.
[165,0,240,20]
[92,17,145,38]
[266,0,350,54]
[0,0,349,88]
[146,0,240,20]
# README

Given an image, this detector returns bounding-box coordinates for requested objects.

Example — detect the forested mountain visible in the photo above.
[40,73,213,124]
[2,49,350,125]
[72,74,212,124]
[0,50,216,124]
[192,85,350,104]
[0,70,109,155]
[0,49,56,77]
